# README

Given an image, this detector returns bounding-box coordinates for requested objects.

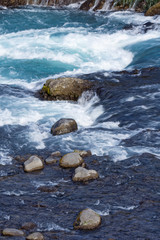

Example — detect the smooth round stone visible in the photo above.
[26,232,44,240]
[74,208,101,230]
[72,167,98,182]
[2,228,24,236]
[21,222,37,230]
[51,118,78,136]
[24,156,44,172]
[45,156,57,165]
[60,152,84,168]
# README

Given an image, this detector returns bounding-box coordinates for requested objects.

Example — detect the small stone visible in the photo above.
[72,167,98,182]
[74,150,92,157]
[51,151,61,157]
[2,228,24,236]
[74,208,101,230]
[21,222,37,230]
[51,118,78,135]
[26,232,44,240]
[45,156,57,165]
[24,156,44,172]
[60,152,84,168]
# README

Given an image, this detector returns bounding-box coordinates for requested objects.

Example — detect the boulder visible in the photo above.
[74,208,101,230]
[26,232,44,240]
[145,2,160,16]
[24,156,44,172]
[60,152,83,168]
[2,228,24,236]
[51,151,61,157]
[74,149,92,157]
[72,167,98,182]
[51,118,78,136]
[0,0,26,7]
[40,77,93,101]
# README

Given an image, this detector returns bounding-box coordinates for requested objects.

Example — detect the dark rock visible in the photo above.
[39,77,93,101]
[51,118,78,136]
[21,222,37,230]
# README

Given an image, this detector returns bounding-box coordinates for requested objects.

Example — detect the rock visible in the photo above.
[0,0,26,7]
[51,118,78,136]
[45,156,58,165]
[72,167,98,182]
[2,228,24,236]
[40,77,93,101]
[21,222,37,230]
[145,2,160,16]
[26,232,44,240]
[74,150,92,157]
[60,152,84,168]
[24,156,44,172]
[51,151,61,157]
[74,208,101,230]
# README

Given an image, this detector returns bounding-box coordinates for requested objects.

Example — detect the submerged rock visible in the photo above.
[2,228,24,236]
[21,222,37,230]
[73,167,98,182]
[60,152,84,168]
[24,156,44,172]
[74,208,101,230]
[74,149,92,157]
[51,118,78,135]
[145,2,160,16]
[40,77,93,101]
[26,232,44,240]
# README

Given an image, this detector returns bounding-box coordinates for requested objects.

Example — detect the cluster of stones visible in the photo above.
[2,228,44,239]
[22,150,101,230]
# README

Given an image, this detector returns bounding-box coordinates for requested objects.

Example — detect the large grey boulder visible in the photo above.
[60,152,83,168]
[74,208,101,230]
[2,228,24,236]
[51,118,78,135]
[40,77,93,101]
[72,167,98,182]
[24,156,44,172]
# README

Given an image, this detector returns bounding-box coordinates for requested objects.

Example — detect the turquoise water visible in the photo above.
[0,7,160,164]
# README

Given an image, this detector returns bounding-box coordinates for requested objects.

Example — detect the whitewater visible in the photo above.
[0,7,160,164]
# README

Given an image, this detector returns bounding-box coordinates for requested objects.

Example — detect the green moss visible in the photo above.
[42,84,50,95]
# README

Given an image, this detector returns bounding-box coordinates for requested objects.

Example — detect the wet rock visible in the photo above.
[45,156,58,165]
[74,149,92,157]
[60,152,84,168]
[26,232,44,240]
[74,208,101,230]
[37,186,58,193]
[21,222,37,230]
[40,77,93,101]
[2,228,24,236]
[24,156,44,172]
[145,2,160,16]
[51,151,61,157]
[51,118,78,136]
[73,167,98,182]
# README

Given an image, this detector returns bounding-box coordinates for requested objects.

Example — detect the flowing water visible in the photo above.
[0,6,160,239]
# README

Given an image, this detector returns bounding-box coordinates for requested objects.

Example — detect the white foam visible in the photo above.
[37,222,70,232]
[0,150,12,165]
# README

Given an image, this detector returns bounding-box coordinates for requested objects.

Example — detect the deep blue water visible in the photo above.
[0,7,160,164]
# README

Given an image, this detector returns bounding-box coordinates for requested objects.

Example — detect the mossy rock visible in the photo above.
[40,77,93,101]
[145,2,160,16]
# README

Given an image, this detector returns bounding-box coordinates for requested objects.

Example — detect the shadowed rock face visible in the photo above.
[145,2,160,16]
[0,0,26,7]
